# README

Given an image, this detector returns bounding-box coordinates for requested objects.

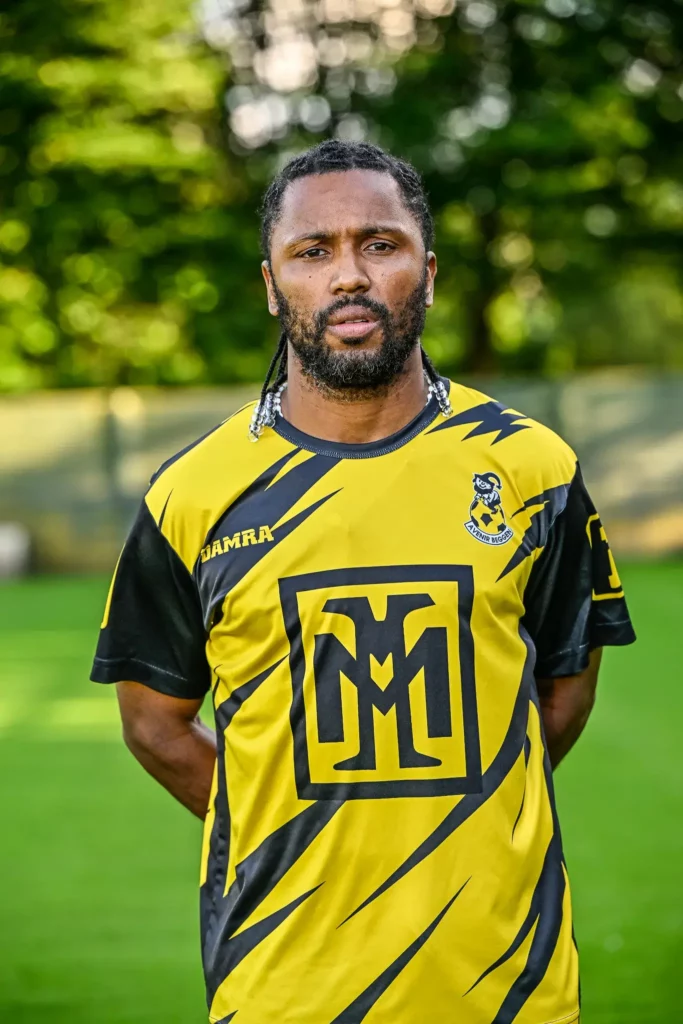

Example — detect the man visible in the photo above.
[91,140,635,1024]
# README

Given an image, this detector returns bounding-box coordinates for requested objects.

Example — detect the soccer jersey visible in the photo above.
[91,381,635,1024]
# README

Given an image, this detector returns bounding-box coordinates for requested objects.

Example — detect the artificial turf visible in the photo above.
[0,565,680,1023]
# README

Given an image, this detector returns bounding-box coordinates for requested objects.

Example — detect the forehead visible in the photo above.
[273,169,420,245]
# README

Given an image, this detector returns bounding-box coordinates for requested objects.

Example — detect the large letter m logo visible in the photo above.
[280,566,482,801]
[314,594,450,771]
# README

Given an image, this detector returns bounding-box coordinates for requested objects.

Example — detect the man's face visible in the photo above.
[262,169,436,395]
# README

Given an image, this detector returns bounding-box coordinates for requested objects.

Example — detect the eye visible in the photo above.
[365,241,395,253]
[300,247,328,259]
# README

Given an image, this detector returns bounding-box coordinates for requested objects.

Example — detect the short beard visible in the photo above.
[271,270,428,400]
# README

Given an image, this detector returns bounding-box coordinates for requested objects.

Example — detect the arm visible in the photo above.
[90,497,215,816]
[536,648,602,770]
[116,681,216,819]
[522,465,635,769]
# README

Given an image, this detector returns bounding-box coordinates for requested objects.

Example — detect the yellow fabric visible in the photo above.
[145,382,585,1024]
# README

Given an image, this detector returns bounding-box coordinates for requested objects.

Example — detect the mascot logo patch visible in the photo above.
[465,472,514,546]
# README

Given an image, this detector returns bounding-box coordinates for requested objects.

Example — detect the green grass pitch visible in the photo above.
[0,564,681,1023]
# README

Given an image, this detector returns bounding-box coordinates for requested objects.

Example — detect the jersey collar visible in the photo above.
[272,380,450,460]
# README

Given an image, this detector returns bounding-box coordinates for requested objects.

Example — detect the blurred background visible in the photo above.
[0,0,681,1021]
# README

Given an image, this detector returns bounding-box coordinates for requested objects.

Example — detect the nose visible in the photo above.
[329,244,371,296]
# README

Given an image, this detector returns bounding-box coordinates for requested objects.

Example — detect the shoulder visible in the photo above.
[142,401,284,571]
[147,400,257,493]
[434,381,578,491]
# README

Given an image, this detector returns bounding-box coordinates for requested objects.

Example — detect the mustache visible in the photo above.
[313,296,390,334]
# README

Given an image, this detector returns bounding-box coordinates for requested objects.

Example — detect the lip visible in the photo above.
[326,306,380,342]
[327,321,379,341]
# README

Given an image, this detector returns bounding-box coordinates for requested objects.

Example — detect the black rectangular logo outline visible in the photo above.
[278,565,482,800]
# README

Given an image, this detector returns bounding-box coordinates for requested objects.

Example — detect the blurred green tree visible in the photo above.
[219,0,683,375]
[0,0,681,389]
[0,0,272,390]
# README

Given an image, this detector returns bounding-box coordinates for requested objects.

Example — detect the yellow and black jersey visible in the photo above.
[92,381,635,1024]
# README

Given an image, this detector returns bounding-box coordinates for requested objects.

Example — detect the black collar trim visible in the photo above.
[272,380,450,460]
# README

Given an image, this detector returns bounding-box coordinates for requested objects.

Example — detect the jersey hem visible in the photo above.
[90,655,208,699]
[208,1011,580,1023]
[535,619,636,677]
[591,619,637,647]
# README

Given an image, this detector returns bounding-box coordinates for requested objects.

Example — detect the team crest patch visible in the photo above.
[464,472,513,546]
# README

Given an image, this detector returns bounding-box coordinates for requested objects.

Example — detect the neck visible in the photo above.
[281,344,428,445]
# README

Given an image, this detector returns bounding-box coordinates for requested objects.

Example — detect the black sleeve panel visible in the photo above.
[522,464,636,678]
[90,500,211,699]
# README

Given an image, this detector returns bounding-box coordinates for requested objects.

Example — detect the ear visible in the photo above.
[261,261,279,317]
[425,251,437,308]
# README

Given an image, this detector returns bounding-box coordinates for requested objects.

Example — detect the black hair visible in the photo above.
[249,140,446,439]
[259,138,435,258]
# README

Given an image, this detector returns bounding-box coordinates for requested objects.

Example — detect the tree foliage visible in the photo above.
[0,0,269,389]
[0,0,681,390]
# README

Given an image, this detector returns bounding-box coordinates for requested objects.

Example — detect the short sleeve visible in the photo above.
[522,464,636,678]
[90,499,210,699]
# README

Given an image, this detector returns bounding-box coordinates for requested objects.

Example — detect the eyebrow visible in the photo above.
[284,224,407,249]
